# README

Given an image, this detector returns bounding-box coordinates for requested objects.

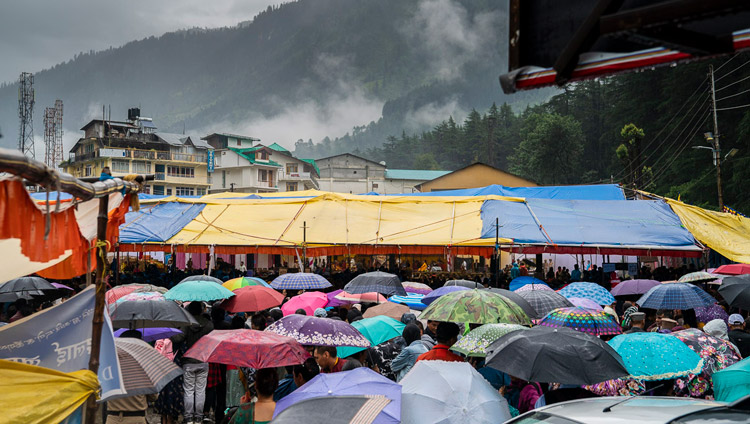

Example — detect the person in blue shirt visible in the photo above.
[571,264,582,282]
[510,262,520,280]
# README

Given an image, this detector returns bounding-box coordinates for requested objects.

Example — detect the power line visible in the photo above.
[716,86,750,102]
[715,58,750,82]
[715,74,750,92]
[650,114,711,183]
[714,53,739,73]
[716,103,750,111]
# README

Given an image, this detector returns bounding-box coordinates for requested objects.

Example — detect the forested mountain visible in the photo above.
[357,53,750,213]
[0,0,547,156]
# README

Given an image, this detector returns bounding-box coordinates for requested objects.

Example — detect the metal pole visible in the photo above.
[493,218,499,285]
[709,65,724,210]
[302,221,307,270]
[85,194,109,423]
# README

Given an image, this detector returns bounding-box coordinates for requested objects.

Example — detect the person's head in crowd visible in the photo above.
[295,308,307,316]
[630,312,646,329]
[347,308,362,323]
[342,359,363,371]
[413,320,425,333]
[254,368,279,399]
[656,309,673,327]
[119,329,143,339]
[728,314,745,330]
[313,345,339,370]
[231,314,246,329]
[401,313,417,325]
[436,322,460,347]
[660,318,678,331]
[269,308,283,322]
[314,308,328,318]
[211,302,225,323]
[293,357,320,387]
[250,313,267,331]
[426,320,439,336]
[186,301,204,316]
[704,319,730,341]
[402,323,422,346]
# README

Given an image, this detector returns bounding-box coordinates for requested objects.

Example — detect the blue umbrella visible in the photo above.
[559,282,615,305]
[337,316,405,359]
[509,276,548,291]
[388,293,426,311]
[608,332,704,381]
[114,327,182,342]
[270,273,332,290]
[273,367,402,424]
[421,286,469,306]
[636,282,716,310]
[163,280,235,302]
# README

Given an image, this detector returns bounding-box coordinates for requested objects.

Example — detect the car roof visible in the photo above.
[528,397,725,424]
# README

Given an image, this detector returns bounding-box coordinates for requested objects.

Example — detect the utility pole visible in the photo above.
[708,65,724,210]
[301,221,308,270]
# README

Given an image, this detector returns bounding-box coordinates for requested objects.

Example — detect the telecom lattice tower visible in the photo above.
[18,72,35,158]
[54,100,64,166]
[43,100,64,168]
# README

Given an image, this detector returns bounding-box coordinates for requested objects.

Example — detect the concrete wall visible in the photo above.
[418,163,537,192]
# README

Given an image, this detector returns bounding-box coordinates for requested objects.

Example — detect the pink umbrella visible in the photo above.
[326,289,351,307]
[281,292,328,316]
[567,297,603,311]
[335,291,387,304]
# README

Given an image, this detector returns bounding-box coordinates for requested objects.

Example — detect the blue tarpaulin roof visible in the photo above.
[389,184,626,200]
[119,202,205,243]
[481,198,697,248]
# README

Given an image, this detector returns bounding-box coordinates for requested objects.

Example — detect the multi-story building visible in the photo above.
[62,109,213,196]
[205,133,318,193]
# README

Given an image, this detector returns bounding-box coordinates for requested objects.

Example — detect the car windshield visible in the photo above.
[511,412,584,424]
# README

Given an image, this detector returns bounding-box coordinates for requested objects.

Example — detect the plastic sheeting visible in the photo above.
[668,200,750,264]
[0,359,99,424]
[481,198,698,249]
[119,202,206,243]
[388,184,625,200]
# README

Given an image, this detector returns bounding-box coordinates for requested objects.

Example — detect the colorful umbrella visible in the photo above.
[608,332,704,381]
[106,284,167,304]
[164,280,235,302]
[486,326,628,385]
[338,316,405,359]
[108,292,198,328]
[566,297,603,311]
[115,337,182,396]
[713,357,750,403]
[538,307,622,336]
[718,274,750,309]
[514,283,553,292]
[421,286,469,306]
[401,282,433,295]
[517,290,574,318]
[335,291,387,304]
[265,315,370,347]
[484,288,540,319]
[326,289,350,307]
[388,294,426,311]
[401,361,511,424]
[450,323,526,357]
[420,289,531,325]
[274,368,402,424]
[670,328,742,398]
[443,279,482,289]
[272,396,390,424]
[714,263,750,276]
[678,271,719,284]
[281,291,328,316]
[179,275,223,285]
[271,273,332,290]
[694,303,729,324]
[559,282,616,305]
[184,329,309,368]
[344,272,406,296]
[114,327,182,342]
[509,276,547,291]
[220,286,284,313]
[362,302,410,321]
[610,279,661,297]
[636,282,716,310]
[222,276,271,290]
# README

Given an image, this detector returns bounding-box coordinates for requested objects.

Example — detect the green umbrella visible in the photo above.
[451,323,527,357]
[713,357,750,403]
[164,280,235,302]
[419,289,532,325]
[337,316,405,358]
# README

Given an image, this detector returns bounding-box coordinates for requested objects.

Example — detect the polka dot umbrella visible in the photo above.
[538,307,622,336]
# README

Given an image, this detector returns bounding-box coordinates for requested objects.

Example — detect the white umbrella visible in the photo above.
[400,361,511,424]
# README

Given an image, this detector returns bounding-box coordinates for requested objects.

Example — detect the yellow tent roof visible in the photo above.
[667,199,750,263]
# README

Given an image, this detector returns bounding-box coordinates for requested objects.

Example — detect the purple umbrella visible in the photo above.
[610,279,661,296]
[265,315,370,347]
[567,297,603,311]
[273,367,401,424]
[114,327,182,342]
[51,283,74,290]
[326,289,351,307]
[694,303,729,324]
[421,285,470,306]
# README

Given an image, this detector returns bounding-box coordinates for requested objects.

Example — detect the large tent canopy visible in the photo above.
[382,184,625,200]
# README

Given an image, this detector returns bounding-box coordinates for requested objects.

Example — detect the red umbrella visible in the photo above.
[714,264,750,275]
[184,329,309,368]
[220,286,284,313]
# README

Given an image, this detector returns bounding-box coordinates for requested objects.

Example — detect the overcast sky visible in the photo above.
[0,0,278,83]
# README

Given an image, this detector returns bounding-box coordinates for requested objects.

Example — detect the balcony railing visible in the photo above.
[70,147,207,164]
[155,173,166,181]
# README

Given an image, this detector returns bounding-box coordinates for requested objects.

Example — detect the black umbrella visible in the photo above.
[272,395,390,424]
[718,274,750,309]
[444,279,482,289]
[179,275,224,284]
[0,276,56,302]
[344,271,406,296]
[485,326,628,385]
[517,290,574,317]
[484,288,539,319]
[109,298,199,329]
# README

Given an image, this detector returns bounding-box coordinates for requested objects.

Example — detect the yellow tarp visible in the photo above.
[0,359,99,424]
[165,193,518,247]
[668,199,750,263]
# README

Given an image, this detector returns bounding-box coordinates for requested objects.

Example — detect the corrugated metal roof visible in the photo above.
[228,147,282,167]
[385,169,450,181]
[268,142,290,153]
[140,120,157,129]
[156,132,187,146]
[300,158,320,175]
[188,136,213,149]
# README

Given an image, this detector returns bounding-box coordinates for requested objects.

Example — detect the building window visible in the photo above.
[167,166,194,178]
[142,185,151,195]
[286,163,298,174]
[197,188,206,196]
[257,151,268,160]
[258,169,268,182]
[132,161,151,174]
[237,139,241,146]
[153,185,164,195]
[176,187,195,196]
[85,165,92,177]
[111,160,129,173]
[372,183,379,189]
[166,188,172,196]
[286,182,298,192]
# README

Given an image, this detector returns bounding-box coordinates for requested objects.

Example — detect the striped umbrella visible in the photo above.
[222,276,272,290]
[115,337,182,395]
[678,272,719,284]
[538,307,622,336]
[271,273,332,290]
[636,282,716,310]
[388,293,426,311]
[559,282,616,305]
